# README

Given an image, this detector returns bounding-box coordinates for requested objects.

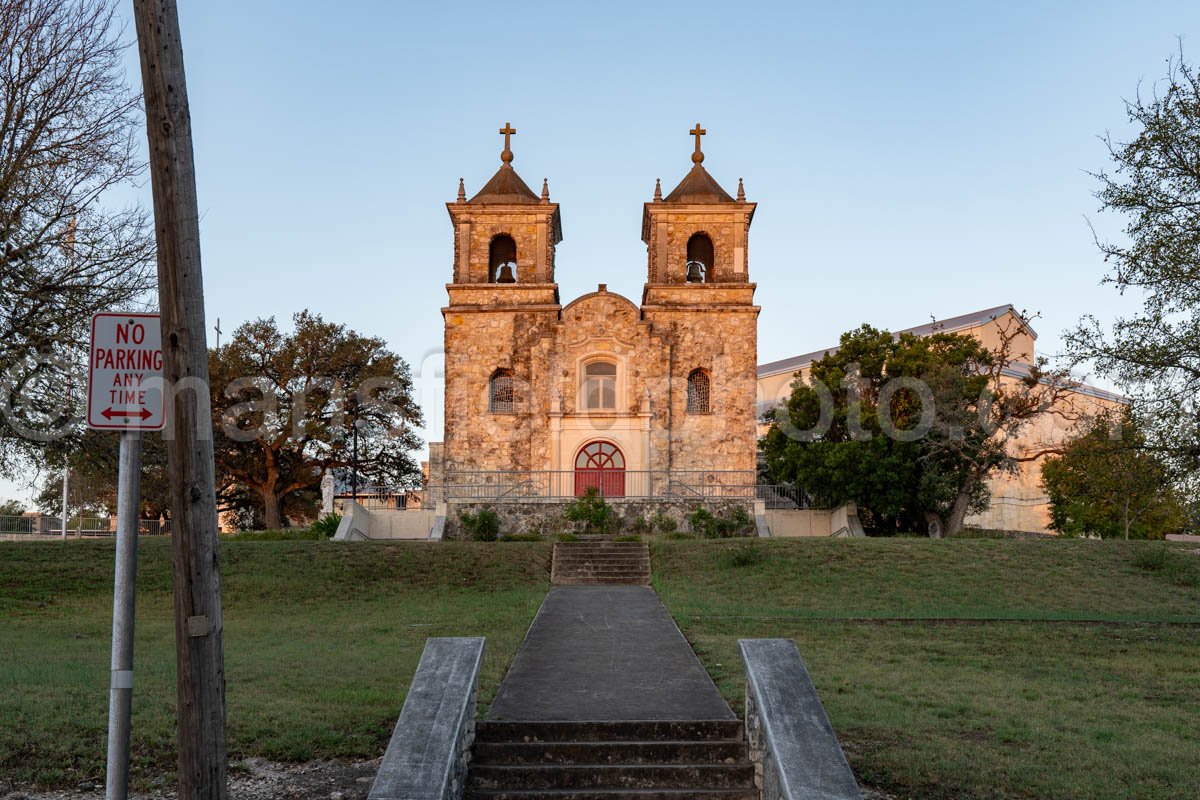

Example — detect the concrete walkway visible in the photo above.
[487,585,735,721]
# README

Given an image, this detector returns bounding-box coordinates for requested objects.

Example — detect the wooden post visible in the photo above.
[130,2,228,798]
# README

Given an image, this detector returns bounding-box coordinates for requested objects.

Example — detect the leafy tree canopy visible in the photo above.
[762,320,1077,536]
[1070,49,1200,483]
[1041,412,1185,540]
[209,311,423,529]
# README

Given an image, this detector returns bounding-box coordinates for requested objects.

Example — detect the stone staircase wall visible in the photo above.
[551,542,651,585]
[466,720,756,799]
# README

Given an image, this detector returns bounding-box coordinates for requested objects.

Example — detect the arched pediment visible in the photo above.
[561,286,640,317]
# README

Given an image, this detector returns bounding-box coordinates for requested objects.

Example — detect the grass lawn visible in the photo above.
[0,539,552,789]
[653,538,1200,800]
[2,536,1198,799]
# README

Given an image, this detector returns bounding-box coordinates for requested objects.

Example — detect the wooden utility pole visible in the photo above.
[130,2,228,798]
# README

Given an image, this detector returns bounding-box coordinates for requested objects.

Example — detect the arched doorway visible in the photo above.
[574,440,625,498]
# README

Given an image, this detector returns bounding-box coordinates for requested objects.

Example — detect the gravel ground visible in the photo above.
[1,757,898,800]
[0,758,381,800]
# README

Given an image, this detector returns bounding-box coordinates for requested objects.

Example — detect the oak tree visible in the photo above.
[208,311,423,529]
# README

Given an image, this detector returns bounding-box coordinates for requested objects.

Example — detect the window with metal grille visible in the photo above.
[687,368,710,413]
[489,368,515,412]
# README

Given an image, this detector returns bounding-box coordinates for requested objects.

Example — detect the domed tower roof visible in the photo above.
[661,123,736,203]
[469,122,540,204]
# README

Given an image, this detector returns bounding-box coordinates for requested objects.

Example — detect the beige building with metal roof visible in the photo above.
[757,305,1127,533]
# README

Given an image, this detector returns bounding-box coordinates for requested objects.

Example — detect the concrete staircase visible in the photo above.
[551,542,651,586]
[465,720,756,799]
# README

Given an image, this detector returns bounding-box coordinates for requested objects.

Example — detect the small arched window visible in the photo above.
[582,360,617,410]
[687,368,710,413]
[489,234,517,283]
[489,368,515,412]
[686,232,714,283]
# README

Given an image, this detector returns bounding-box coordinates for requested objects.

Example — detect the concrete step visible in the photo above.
[554,577,652,586]
[551,562,651,570]
[552,542,652,586]
[552,568,651,575]
[468,764,756,791]
[465,790,757,800]
[472,740,746,766]
[554,545,649,553]
[475,720,743,743]
[549,561,652,566]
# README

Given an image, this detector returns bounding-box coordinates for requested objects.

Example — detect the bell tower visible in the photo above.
[640,124,760,477]
[641,123,756,287]
[446,122,563,289]
[441,124,564,479]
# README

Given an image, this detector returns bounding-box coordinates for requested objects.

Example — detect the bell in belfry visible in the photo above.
[685,260,705,283]
[496,263,517,283]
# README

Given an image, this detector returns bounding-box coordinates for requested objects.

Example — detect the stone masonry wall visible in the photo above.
[444,498,755,540]
[443,305,559,473]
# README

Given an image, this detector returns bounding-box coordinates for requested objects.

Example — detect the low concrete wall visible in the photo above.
[829,502,867,538]
[765,503,865,538]
[368,509,438,540]
[369,637,485,800]
[740,639,862,800]
[334,503,436,540]
[443,498,755,540]
[765,509,831,538]
[333,500,371,541]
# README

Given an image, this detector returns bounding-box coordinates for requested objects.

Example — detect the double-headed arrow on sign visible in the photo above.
[101,407,154,421]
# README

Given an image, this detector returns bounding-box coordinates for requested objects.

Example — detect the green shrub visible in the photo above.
[724,506,755,536]
[688,508,718,537]
[1133,547,1169,571]
[688,505,755,538]
[650,509,678,534]
[630,514,652,535]
[459,508,501,542]
[499,533,541,542]
[1166,557,1200,588]
[613,534,642,543]
[724,540,765,568]
[664,531,694,540]
[1134,547,1200,587]
[556,532,580,542]
[310,513,342,539]
[565,488,619,535]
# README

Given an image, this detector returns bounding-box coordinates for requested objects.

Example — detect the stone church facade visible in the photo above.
[432,125,759,499]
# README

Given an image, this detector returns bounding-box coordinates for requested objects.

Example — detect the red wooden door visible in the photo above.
[574,441,626,498]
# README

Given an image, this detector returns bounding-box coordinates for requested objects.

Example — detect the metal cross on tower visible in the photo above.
[690,123,707,163]
[499,122,516,163]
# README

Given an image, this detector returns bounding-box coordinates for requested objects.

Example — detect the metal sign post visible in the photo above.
[87,311,164,800]
[106,429,141,800]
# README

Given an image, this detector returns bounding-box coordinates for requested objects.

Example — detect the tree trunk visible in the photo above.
[261,488,282,530]
[944,494,972,538]
[941,487,975,538]
[924,512,945,539]
[1123,497,1131,541]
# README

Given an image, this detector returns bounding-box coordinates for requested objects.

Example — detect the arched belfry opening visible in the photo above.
[686,232,714,283]
[489,234,517,283]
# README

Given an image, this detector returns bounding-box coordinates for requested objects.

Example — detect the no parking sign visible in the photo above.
[86,312,165,431]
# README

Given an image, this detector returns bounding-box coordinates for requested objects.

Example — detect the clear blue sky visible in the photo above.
[8,1,1200,505]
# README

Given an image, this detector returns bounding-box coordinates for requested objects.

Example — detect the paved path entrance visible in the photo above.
[487,585,734,721]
